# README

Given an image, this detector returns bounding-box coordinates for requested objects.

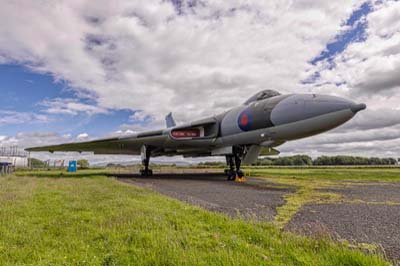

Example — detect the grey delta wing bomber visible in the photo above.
[26,90,366,180]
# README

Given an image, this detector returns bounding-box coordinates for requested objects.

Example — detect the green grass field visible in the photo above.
[1,168,397,265]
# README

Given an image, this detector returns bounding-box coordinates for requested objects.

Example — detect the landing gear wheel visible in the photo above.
[227,169,236,181]
[140,169,153,176]
[236,170,244,178]
[235,170,246,182]
[233,146,246,182]
[225,155,236,181]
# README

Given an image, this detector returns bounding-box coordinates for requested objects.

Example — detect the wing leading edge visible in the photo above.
[25,132,168,155]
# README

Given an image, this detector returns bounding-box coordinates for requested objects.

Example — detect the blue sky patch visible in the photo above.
[0,64,142,137]
[311,2,372,65]
[303,2,373,86]
[0,64,75,111]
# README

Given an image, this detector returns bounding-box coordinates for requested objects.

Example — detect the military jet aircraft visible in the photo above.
[26,90,366,180]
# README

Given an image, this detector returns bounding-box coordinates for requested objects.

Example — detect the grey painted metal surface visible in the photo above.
[270,94,355,125]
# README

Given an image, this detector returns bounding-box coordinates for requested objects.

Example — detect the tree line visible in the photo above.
[199,155,399,167]
[255,155,398,166]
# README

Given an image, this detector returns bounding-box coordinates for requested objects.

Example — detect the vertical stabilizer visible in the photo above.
[165,112,176,128]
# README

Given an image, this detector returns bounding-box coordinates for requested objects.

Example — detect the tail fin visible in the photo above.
[165,112,176,128]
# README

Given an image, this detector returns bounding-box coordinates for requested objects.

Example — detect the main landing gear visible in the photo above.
[140,145,153,176]
[225,147,246,182]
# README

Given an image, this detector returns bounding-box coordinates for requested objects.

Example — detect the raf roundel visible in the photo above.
[238,110,252,131]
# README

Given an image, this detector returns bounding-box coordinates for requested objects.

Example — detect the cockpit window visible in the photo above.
[244,90,281,105]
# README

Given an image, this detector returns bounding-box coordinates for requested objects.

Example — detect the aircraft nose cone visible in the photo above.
[350,103,367,114]
[270,94,363,126]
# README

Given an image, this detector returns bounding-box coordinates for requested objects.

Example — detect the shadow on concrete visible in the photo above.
[112,173,295,193]
[106,172,228,181]
[117,173,292,221]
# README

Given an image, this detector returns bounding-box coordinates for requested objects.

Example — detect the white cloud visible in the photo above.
[281,135,400,158]
[76,133,90,140]
[314,1,400,98]
[129,110,153,124]
[280,0,400,157]
[338,108,400,131]
[0,110,49,125]
[40,98,108,116]
[0,132,71,148]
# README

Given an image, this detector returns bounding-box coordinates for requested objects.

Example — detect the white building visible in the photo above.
[0,156,28,168]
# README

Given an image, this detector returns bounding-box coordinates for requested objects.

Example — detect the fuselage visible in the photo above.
[167,91,366,151]
[217,93,365,146]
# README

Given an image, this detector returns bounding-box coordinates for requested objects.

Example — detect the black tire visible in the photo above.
[140,169,153,176]
[227,170,236,181]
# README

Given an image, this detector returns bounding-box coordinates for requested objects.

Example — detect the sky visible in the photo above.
[0,0,399,163]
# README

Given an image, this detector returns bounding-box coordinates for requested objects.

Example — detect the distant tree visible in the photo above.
[369,157,380,165]
[77,159,90,169]
[201,155,398,167]
[255,158,273,166]
[292,155,313,166]
[386,158,397,165]
[313,156,331,165]
[313,155,398,166]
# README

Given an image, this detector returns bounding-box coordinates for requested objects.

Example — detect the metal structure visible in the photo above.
[0,146,29,168]
[0,146,29,170]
